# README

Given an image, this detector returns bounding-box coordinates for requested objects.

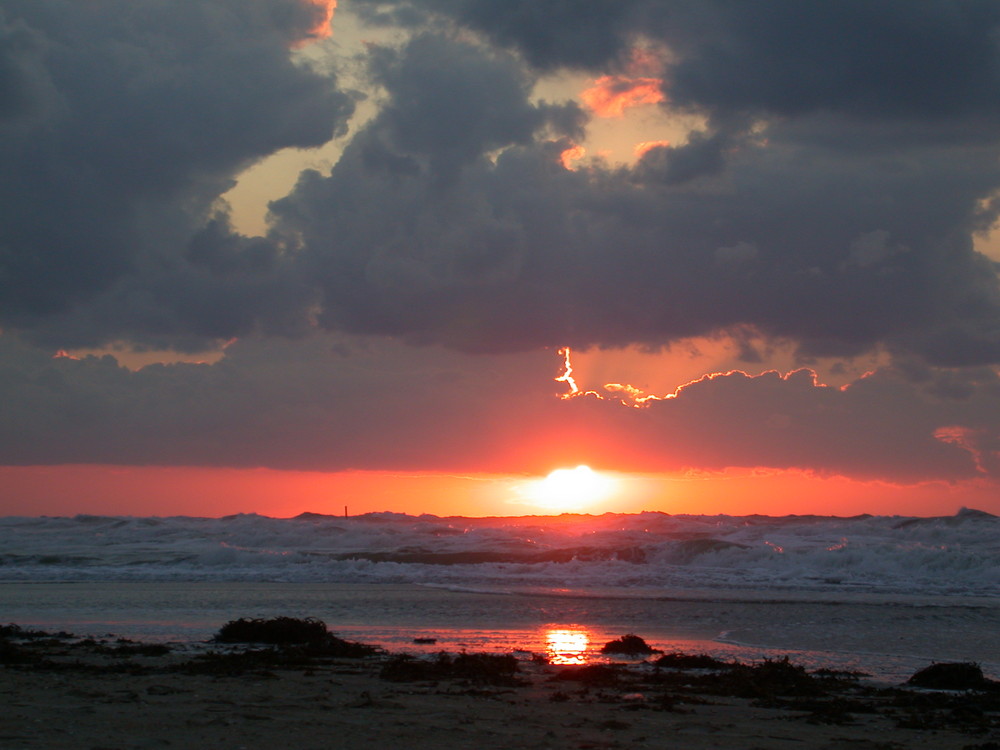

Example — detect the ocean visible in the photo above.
[1,509,997,683]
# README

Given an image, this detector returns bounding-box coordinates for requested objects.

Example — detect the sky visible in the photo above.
[3,0,1000,517]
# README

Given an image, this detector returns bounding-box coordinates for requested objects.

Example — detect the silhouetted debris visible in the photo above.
[212,617,380,658]
[70,637,172,657]
[908,662,994,690]
[172,617,381,676]
[0,637,32,665]
[214,616,329,645]
[552,664,623,687]
[379,652,522,686]
[0,624,75,666]
[1,624,73,640]
[867,682,1000,733]
[654,652,729,670]
[600,634,661,656]
[812,667,869,680]
[724,657,824,700]
[651,656,826,701]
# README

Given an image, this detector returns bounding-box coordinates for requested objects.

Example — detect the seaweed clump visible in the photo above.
[214,616,329,645]
[600,634,661,656]
[654,652,730,670]
[380,652,522,686]
[0,624,76,667]
[719,657,824,699]
[212,616,379,658]
[212,617,382,659]
[907,662,996,691]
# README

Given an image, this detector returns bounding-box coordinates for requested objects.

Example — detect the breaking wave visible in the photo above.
[0,508,997,596]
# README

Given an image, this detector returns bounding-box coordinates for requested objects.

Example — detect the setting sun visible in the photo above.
[520,465,617,511]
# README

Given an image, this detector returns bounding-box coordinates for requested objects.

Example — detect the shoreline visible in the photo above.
[2,622,999,749]
[3,580,998,685]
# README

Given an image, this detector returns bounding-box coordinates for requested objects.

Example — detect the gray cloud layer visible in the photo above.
[1,334,996,482]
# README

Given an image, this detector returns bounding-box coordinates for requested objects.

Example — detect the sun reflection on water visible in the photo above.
[545,628,591,665]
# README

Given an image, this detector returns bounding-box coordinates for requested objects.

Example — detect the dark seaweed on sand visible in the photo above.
[654,652,730,670]
[212,616,380,658]
[907,662,997,691]
[662,656,827,701]
[214,616,330,644]
[380,652,522,686]
[600,634,661,656]
[1,624,73,640]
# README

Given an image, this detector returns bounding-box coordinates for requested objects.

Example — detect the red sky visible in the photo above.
[2,463,992,519]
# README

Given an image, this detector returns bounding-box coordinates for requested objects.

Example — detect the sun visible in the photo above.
[520,465,617,512]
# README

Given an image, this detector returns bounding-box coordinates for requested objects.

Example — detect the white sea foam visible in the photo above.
[0,509,997,596]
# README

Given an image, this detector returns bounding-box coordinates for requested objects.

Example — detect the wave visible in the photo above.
[0,509,996,596]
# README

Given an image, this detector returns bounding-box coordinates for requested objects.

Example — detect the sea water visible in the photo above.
[1,510,997,683]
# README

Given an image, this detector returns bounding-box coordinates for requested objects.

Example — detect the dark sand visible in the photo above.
[2,626,999,750]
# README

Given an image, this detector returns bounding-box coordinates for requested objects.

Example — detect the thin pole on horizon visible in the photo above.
[344,505,348,518]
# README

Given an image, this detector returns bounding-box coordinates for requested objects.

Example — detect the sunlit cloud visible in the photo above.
[580,75,665,117]
[296,0,337,46]
[634,140,671,158]
[560,144,587,170]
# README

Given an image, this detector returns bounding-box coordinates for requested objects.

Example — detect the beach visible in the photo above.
[2,512,998,748]
[3,623,999,750]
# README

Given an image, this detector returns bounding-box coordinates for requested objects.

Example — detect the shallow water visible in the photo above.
[2,581,996,684]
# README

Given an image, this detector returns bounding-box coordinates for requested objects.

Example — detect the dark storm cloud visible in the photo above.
[0,0,352,347]
[351,0,634,70]
[363,32,583,181]
[5,0,1000,364]
[0,334,994,483]
[263,1,1000,365]
[367,0,1000,121]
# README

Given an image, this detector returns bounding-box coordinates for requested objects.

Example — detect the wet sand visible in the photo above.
[2,628,998,750]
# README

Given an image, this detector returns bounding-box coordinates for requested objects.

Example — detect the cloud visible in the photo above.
[0,0,354,347]
[298,0,338,44]
[363,32,582,182]
[579,75,664,118]
[352,0,637,71]
[5,1,1000,367]
[0,334,995,483]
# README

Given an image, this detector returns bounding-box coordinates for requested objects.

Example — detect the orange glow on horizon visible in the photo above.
[0,464,994,518]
